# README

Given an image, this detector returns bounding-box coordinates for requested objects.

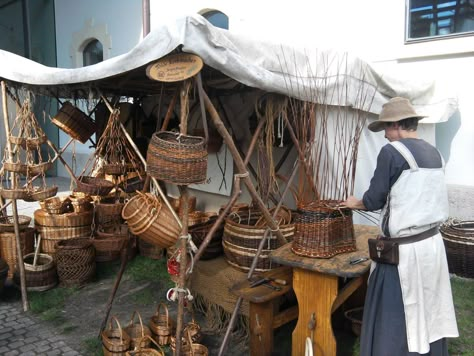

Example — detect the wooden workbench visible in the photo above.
[270,224,378,356]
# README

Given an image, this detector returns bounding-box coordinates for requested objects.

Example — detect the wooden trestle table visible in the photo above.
[270,224,379,356]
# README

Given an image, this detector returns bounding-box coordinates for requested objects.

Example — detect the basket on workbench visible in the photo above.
[146,131,208,185]
[440,219,474,278]
[51,101,97,144]
[223,208,295,272]
[291,200,356,258]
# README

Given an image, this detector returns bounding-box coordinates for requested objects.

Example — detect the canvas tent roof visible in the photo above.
[0,14,457,123]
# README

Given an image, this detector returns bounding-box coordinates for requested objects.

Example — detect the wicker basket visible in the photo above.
[344,307,363,336]
[222,210,295,272]
[120,175,145,194]
[34,209,93,227]
[55,237,96,286]
[124,311,153,350]
[146,131,208,185]
[0,188,29,200]
[170,329,208,356]
[76,176,115,196]
[190,216,224,260]
[0,215,31,233]
[102,163,127,176]
[138,238,163,259]
[39,196,73,215]
[0,228,35,279]
[102,316,131,356]
[440,219,474,278]
[68,193,93,213]
[125,335,165,356]
[291,201,356,258]
[122,193,180,249]
[25,185,58,202]
[10,134,47,150]
[168,195,197,215]
[52,101,97,144]
[93,226,128,262]
[26,161,53,175]
[149,303,175,346]
[13,253,58,292]
[2,161,27,174]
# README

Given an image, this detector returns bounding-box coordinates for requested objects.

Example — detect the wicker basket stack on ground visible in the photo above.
[0,227,35,279]
[95,197,125,231]
[34,209,93,256]
[440,219,474,278]
[190,216,224,260]
[13,252,57,291]
[55,237,95,287]
[93,224,129,263]
[122,192,180,249]
[292,200,356,258]
[124,311,152,350]
[148,303,175,346]
[101,315,131,356]
[222,209,295,272]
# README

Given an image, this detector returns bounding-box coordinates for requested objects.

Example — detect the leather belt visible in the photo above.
[381,226,439,245]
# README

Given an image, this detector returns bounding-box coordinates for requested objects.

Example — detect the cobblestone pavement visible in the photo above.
[0,301,82,356]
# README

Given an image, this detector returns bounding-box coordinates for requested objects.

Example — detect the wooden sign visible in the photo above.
[146,53,204,82]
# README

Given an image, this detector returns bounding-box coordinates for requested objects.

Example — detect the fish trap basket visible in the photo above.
[190,216,224,260]
[14,253,57,292]
[124,311,153,350]
[0,215,31,233]
[122,192,180,249]
[440,219,474,278]
[76,176,115,196]
[51,101,97,144]
[291,201,356,258]
[102,316,131,356]
[0,228,35,279]
[55,237,95,286]
[146,131,208,185]
[149,303,175,346]
[223,210,295,272]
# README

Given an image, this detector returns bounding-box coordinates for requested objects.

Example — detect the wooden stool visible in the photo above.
[230,266,298,356]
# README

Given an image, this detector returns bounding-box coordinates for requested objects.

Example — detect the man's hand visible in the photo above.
[340,196,366,210]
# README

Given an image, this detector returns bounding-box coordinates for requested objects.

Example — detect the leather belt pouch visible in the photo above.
[368,237,399,265]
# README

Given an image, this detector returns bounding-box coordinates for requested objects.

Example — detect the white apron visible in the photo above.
[375,141,459,353]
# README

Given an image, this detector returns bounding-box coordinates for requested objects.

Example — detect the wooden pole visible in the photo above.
[1,81,28,311]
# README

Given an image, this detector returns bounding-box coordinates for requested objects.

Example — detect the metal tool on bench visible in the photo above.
[249,276,287,291]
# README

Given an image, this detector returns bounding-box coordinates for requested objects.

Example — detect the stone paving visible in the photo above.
[0,301,82,356]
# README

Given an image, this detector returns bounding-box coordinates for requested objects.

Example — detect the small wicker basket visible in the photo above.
[101,316,131,356]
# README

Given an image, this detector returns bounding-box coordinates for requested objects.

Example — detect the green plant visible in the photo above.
[125,255,173,288]
[29,286,77,324]
[130,288,155,306]
[448,276,474,355]
[82,337,102,356]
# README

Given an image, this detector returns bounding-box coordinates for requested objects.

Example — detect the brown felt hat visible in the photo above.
[368,97,427,132]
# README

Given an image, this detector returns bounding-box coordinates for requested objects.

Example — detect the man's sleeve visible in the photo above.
[362,147,393,211]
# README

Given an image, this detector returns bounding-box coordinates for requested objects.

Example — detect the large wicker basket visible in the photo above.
[0,215,31,233]
[223,210,295,272]
[440,219,474,278]
[0,228,35,279]
[55,237,96,286]
[291,201,356,258]
[51,101,97,144]
[146,131,208,185]
[93,225,129,262]
[13,253,58,292]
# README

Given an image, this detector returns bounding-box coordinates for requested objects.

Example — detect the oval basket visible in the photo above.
[149,303,175,346]
[93,226,128,262]
[190,216,224,260]
[76,176,115,196]
[124,311,152,350]
[125,335,165,356]
[26,161,53,175]
[51,101,97,144]
[0,188,29,200]
[440,219,474,278]
[102,316,131,356]
[146,131,208,185]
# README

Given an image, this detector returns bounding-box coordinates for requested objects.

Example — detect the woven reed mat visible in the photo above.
[190,256,250,340]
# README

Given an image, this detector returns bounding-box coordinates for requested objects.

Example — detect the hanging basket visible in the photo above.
[24,185,58,202]
[102,316,131,356]
[2,161,27,174]
[76,176,115,196]
[440,219,474,278]
[26,161,53,175]
[291,200,356,258]
[10,134,47,150]
[148,303,175,346]
[124,311,153,350]
[146,131,208,185]
[51,101,96,144]
[102,163,127,176]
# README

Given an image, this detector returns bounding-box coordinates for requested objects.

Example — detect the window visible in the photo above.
[82,39,103,66]
[202,10,229,29]
[406,0,474,41]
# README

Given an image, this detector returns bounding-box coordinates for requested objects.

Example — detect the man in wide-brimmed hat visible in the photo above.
[342,97,458,355]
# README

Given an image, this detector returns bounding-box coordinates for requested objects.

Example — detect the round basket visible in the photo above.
[76,176,115,196]
[24,185,58,202]
[122,193,180,249]
[55,237,96,286]
[102,163,127,176]
[124,311,153,350]
[190,216,224,260]
[440,219,474,278]
[93,226,128,262]
[34,209,93,227]
[37,224,92,256]
[0,215,31,233]
[149,303,175,346]
[14,253,58,292]
[51,101,97,144]
[344,307,363,336]
[68,193,93,213]
[101,316,131,356]
[291,200,356,258]
[146,131,208,185]
[222,210,295,272]
[0,228,35,279]
[39,196,72,215]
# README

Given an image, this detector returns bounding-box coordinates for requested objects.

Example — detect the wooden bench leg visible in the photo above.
[249,300,276,356]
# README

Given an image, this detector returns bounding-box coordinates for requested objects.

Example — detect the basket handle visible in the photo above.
[128,310,145,337]
[104,315,123,342]
[136,334,166,355]
[186,328,196,356]
[156,302,169,323]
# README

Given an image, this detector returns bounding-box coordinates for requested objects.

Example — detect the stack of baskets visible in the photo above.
[34,207,93,257]
[122,192,180,249]
[223,208,295,272]
[55,237,95,286]
[0,216,34,279]
[292,201,356,258]
[440,219,474,278]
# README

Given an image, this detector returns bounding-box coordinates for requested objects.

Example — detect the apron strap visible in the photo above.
[390,141,418,172]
